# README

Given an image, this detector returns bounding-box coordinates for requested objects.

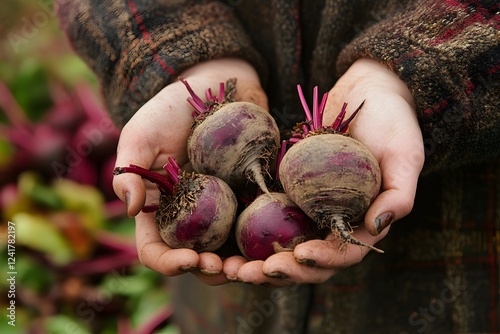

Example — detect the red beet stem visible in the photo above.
[218,82,225,102]
[205,88,214,102]
[142,204,160,213]
[163,161,180,185]
[179,77,227,116]
[167,156,180,170]
[296,85,313,124]
[294,85,365,138]
[187,97,206,114]
[318,92,328,125]
[332,102,348,131]
[178,77,209,114]
[338,100,365,133]
[113,164,175,194]
[312,86,319,130]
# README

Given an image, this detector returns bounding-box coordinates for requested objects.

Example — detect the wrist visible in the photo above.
[325,58,416,133]
[346,58,415,108]
[178,58,261,85]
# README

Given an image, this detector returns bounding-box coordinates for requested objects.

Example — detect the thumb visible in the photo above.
[364,138,425,236]
[113,120,159,217]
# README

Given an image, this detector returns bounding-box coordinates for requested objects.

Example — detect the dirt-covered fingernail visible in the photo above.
[297,258,316,267]
[179,266,197,272]
[374,212,394,235]
[200,269,220,276]
[265,271,289,279]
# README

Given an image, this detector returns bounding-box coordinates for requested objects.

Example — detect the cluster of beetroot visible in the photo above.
[114,78,383,261]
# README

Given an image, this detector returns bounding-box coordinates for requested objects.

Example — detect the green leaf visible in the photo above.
[129,288,171,328]
[0,138,14,166]
[7,59,52,122]
[16,251,54,292]
[47,55,97,87]
[53,179,105,233]
[99,265,162,297]
[18,172,65,210]
[0,306,29,334]
[13,212,74,265]
[154,323,181,334]
[44,314,91,334]
[102,216,136,237]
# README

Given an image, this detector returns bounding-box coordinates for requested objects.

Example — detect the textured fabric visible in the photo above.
[56,0,266,127]
[57,0,500,333]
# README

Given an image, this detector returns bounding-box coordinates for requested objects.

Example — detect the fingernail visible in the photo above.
[265,271,289,279]
[179,266,197,272]
[200,269,220,276]
[297,258,316,267]
[226,276,238,282]
[374,212,394,234]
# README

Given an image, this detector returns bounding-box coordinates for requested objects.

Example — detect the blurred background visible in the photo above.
[1,1,178,333]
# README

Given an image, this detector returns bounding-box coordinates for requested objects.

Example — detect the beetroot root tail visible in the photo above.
[247,159,271,196]
[331,219,384,254]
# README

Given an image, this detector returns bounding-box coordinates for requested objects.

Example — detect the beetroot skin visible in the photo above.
[279,134,381,247]
[181,78,280,194]
[235,192,322,261]
[157,172,237,252]
[278,86,383,253]
[114,158,237,252]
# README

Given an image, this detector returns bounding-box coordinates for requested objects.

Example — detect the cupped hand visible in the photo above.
[228,57,425,286]
[112,58,268,285]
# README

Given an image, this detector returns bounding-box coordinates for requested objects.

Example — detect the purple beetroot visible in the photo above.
[279,86,383,253]
[235,192,322,261]
[113,158,237,252]
[180,78,280,194]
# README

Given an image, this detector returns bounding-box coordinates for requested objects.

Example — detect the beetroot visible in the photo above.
[113,158,237,252]
[279,86,383,253]
[235,192,322,261]
[180,78,280,194]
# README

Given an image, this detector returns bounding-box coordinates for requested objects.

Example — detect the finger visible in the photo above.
[237,261,294,287]
[365,137,424,236]
[223,255,248,281]
[135,211,199,276]
[191,253,229,285]
[262,251,334,284]
[191,270,231,286]
[197,252,223,275]
[294,227,388,269]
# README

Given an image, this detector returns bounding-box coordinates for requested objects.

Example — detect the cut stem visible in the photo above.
[338,100,365,133]
[292,86,366,139]
[113,164,176,194]
[296,85,313,123]
[178,77,207,114]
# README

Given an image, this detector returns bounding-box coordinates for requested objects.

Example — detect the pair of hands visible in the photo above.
[112,57,424,287]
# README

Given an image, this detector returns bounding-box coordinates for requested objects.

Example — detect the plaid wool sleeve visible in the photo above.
[337,0,500,174]
[56,0,266,127]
